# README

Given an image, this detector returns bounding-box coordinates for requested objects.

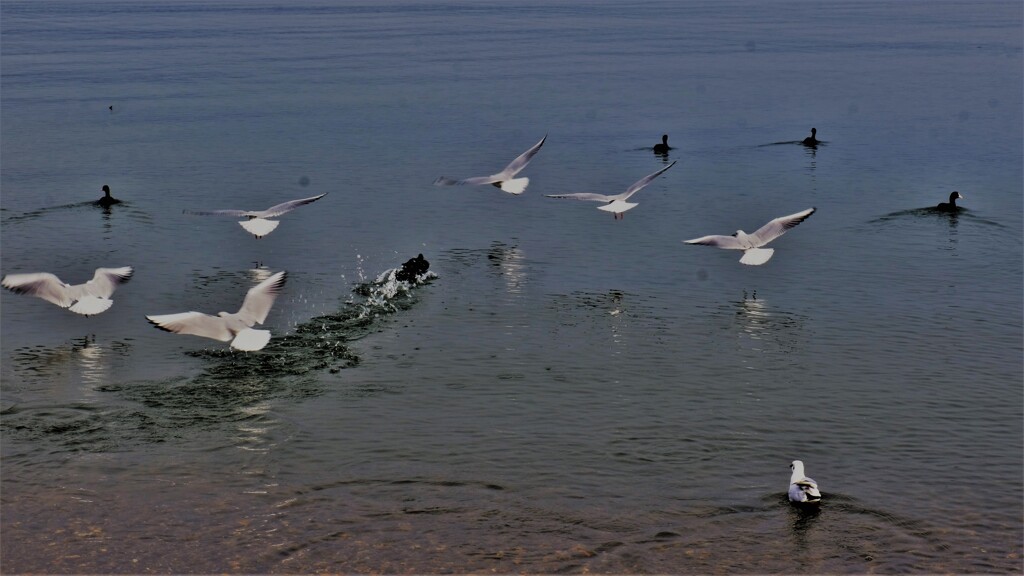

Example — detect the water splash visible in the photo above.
[1,264,436,452]
[186,266,437,377]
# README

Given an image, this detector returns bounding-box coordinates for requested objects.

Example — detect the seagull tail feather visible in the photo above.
[740,248,774,265]
[239,218,279,238]
[68,296,114,316]
[230,328,272,351]
[499,177,529,195]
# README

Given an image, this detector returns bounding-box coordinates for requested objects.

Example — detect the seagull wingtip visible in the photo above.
[145,315,174,332]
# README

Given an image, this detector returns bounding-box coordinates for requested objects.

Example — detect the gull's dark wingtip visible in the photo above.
[263,270,288,294]
[1,278,21,294]
[145,316,174,333]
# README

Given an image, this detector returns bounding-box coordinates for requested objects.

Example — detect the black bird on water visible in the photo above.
[97,185,122,207]
[801,127,819,146]
[653,134,672,154]
[935,191,964,212]
[396,254,430,282]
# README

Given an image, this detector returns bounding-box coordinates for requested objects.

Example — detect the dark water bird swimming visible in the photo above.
[97,185,122,207]
[653,134,672,154]
[396,254,430,282]
[801,127,819,147]
[935,190,964,212]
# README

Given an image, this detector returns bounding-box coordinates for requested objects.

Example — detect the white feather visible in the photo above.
[739,248,775,265]
[239,218,280,238]
[788,460,822,503]
[230,328,272,351]
[597,200,639,214]
[499,177,529,195]
[68,295,115,316]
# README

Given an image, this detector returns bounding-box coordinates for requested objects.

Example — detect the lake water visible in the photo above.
[1,1,1021,573]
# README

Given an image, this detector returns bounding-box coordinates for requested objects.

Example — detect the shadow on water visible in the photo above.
[1,265,435,452]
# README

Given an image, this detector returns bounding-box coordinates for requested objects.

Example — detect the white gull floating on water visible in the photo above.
[683,207,816,265]
[545,161,676,219]
[433,135,547,195]
[146,271,286,351]
[1,266,134,316]
[184,193,327,238]
[788,459,822,504]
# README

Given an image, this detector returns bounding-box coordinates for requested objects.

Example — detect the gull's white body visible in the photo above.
[788,460,822,504]
[597,200,638,214]
[146,271,286,351]
[684,207,816,265]
[434,135,547,195]
[546,161,676,217]
[1,266,134,316]
[185,193,327,238]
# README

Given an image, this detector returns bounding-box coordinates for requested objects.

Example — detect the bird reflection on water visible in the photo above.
[487,241,528,295]
[709,293,809,364]
[248,263,275,284]
[8,335,134,404]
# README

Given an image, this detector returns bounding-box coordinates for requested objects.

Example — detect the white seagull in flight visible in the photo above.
[545,161,676,219]
[2,266,134,316]
[185,193,327,238]
[683,207,816,265]
[146,270,286,351]
[434,135,547,195]
[788,460,822,504]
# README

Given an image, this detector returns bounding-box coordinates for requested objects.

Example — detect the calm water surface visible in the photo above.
[2,1,1021,573]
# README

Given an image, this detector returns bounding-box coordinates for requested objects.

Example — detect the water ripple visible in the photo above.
[1,265,435,455]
